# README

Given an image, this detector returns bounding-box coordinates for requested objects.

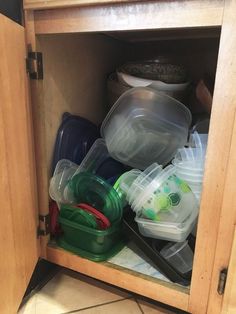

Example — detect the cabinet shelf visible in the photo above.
[47,244,189,311]
[30,0,224,35]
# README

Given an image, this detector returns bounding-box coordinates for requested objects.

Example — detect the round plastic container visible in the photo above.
[172,159,205,174]
[68,172,123,223]
[160,241,193,274]
[113,169,141,207]
[49,159,78,204]
[175,170,203,182]
[101,87,191,169]
[135,171,198,223]
[117,163,198,224]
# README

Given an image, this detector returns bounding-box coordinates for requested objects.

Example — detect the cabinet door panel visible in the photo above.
[222,227,236,314]
[0,13,39,314]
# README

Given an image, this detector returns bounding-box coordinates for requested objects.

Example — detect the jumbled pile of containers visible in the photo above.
[49,64,207,280]
[114,163,199,242]
[49,158,126,261]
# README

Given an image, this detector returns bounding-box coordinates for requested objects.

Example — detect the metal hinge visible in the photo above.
[26,52,43,80]
[217,268,228,295]
[37,214,50,237]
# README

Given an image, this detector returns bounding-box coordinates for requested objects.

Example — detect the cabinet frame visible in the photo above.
[24,1,236,313]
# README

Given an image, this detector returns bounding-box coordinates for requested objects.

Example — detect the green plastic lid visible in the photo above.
[68,172,123,223]
[60,204,98,229]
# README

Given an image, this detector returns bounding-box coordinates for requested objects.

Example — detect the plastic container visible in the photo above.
[118,164,198,224]
[101,87,191,169]
[60,204,99,229]
[51,113,99,173]
[49,159,78,204]
[135,206,198,242]
[73,138,126,180]
[160,241,193,274]
[67,172,123,223]
[113,170,141,207]
[136,173,198,224]
[58,216,125,261]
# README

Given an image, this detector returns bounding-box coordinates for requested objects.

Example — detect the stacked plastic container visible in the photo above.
[172,133,208,202]
[114,163,199,242]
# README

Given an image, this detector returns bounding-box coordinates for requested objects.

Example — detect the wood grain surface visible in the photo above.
[0,13,39,314]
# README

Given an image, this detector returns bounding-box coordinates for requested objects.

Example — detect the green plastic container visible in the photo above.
[58,215,124,257]
[58,236,125,262]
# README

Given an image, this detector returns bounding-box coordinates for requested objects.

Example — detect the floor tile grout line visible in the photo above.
[135,298,145,314]
[59,296,133,314]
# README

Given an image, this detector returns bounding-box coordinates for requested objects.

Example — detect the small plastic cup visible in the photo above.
[160,241,193,274]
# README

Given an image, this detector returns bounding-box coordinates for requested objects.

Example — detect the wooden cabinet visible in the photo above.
[1,1,236,313]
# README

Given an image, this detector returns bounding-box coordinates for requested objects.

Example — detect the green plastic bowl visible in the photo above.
[68,172,123,223]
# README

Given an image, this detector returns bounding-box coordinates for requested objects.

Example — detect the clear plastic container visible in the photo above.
[49,159,78,204]
[135,173,198,223]
[135,206,198,242]
[175,170,203,182]
[160,241,193,274]
[117,163,198,224]
[72,138,126,180]
[101,87,191,169]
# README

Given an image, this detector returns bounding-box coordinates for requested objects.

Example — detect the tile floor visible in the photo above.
[18,269,179,314]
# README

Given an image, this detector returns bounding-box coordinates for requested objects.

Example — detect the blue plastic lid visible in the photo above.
[51,113,100,173]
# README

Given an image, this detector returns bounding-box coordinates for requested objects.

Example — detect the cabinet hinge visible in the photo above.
[217,268,228,295]
[37,214,50,237]
[26,51,43,80]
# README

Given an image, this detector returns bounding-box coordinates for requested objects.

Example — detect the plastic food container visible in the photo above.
[51,113,99,173]
[58,216,125,261]
[118,164,198,224]
[101,87,191,169]
[67,172,123,223]
[73,138,126,180]
[160,241,193,274]
[49,159,78,204]
[135,207,198,242]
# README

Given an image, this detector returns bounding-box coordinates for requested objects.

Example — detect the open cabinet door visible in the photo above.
[221,228,236,314]
[0,14,39,314]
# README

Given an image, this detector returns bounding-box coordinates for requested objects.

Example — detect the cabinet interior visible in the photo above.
[34,28,220,291]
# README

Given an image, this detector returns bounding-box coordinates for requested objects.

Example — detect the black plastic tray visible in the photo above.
[122,208,195,286]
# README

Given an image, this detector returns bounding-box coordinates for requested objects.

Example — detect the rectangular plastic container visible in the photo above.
[58,216,123,255]
[135,209,198,242]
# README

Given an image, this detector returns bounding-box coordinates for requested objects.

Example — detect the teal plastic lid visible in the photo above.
[68,172,123,223]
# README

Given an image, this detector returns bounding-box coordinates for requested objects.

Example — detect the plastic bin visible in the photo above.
[160,241,193,274]
[58,216,125,261]
[135,207,198,242]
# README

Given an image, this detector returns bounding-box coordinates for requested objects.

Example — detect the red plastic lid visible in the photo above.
[77,203,111,229]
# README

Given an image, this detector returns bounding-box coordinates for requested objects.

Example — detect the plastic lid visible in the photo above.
[51,113,100,174]
[68,172,123,223]
[77,203,111,229]
[60,204,98,229]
